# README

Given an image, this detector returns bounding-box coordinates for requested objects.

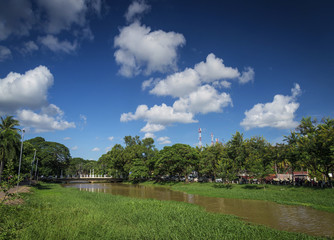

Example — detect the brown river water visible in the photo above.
[64,183,334,237]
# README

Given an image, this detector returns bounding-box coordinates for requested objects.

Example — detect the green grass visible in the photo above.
[141,181,334,213]
[0,183,326,240]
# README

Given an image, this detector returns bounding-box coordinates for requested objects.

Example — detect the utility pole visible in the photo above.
[17,129,25,192]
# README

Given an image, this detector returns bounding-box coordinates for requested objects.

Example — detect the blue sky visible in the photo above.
[0,0,333,160]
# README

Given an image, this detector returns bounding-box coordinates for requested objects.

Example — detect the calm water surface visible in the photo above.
[65,183,334,237]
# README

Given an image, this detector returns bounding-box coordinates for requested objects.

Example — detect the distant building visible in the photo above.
[276,171,309,181]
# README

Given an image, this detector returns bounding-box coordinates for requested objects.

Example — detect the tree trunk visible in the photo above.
[0,160,3,182]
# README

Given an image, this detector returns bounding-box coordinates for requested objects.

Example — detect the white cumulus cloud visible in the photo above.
[121,103,196,125]
[140,123,166,133]
[125,0,151,23]
[194,53,240,82]
[114,21,185,77]
[17,106,76,133]
[240,84,301,130]
[150,68,200,98]
[173,85,232,114]
[108,136,114,141]
[0,65,53,114]
[238,67,255,84]
[92,147,100,152]
[147,53,251,100]
[143,132,155,139]
[157,136,171,145]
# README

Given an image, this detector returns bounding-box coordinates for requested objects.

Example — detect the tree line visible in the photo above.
[97,117,333,186]
[0,115,333,187]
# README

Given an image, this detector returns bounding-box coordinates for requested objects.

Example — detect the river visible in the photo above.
[64,183,334,237]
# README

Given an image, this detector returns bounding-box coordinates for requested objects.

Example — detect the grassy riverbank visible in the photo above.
[0,183,325,240]
[140,181,334,213]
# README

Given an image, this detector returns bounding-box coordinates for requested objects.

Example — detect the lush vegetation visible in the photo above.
[0,115,333,188]
[97,117,333,186]
[0,115,99,182]
[0,183,323,240]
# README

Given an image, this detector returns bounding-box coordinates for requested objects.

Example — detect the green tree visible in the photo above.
[200,143,226,181]
[26,137,71,176]
[244,136,273,183]
[226,131,246,182]
[0,116,21,182]
[296,117,334,187]
[155,144,198,182]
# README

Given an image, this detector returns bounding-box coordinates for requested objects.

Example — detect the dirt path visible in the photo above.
[0,185,31,205]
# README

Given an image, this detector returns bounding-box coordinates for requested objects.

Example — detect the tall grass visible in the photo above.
[0,183,324,239]
[165,183,334,213]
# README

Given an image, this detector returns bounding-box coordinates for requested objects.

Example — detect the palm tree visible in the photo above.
[0,116,20,182]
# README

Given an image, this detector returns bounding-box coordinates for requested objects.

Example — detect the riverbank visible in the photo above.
[139,181,334,213]
[0,183,324,239]
[0,185,31,205]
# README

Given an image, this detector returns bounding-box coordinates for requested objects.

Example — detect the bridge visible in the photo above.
[44,177,124,183]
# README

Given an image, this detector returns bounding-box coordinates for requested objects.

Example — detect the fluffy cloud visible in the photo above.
[240,84,301,130]
[148,53,251,99]
[108,136,114,141]
[91,147,100,152]
[17,105,76,132]
[143,132,155,139]
[0,0,102,39]
[0,66,53,113]
[173,85,232,114]
[217,80,232,89]
[122,53,251,132]
[140,123,166,132]
[36,0,88,34]
[150,68,200,98]
[125,0,151,23]
[121,103,196,125]
[0,66,75,132]
[141,78,153,90]
[194,53,240,82]
[39,35,78,53]
[0,0,35,40]
[238,67,255,84]
[0,0,102,58]
[64,137,71,140]
[0,46,12,61]
[157,136,171,145]
[114,22,185,77]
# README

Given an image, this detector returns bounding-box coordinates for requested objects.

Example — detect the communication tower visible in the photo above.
[198,128,202,148]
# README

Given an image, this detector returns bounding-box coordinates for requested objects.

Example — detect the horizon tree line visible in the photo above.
[0,115,333,187]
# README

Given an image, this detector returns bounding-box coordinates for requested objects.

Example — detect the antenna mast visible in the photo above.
[198,128,202,148]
